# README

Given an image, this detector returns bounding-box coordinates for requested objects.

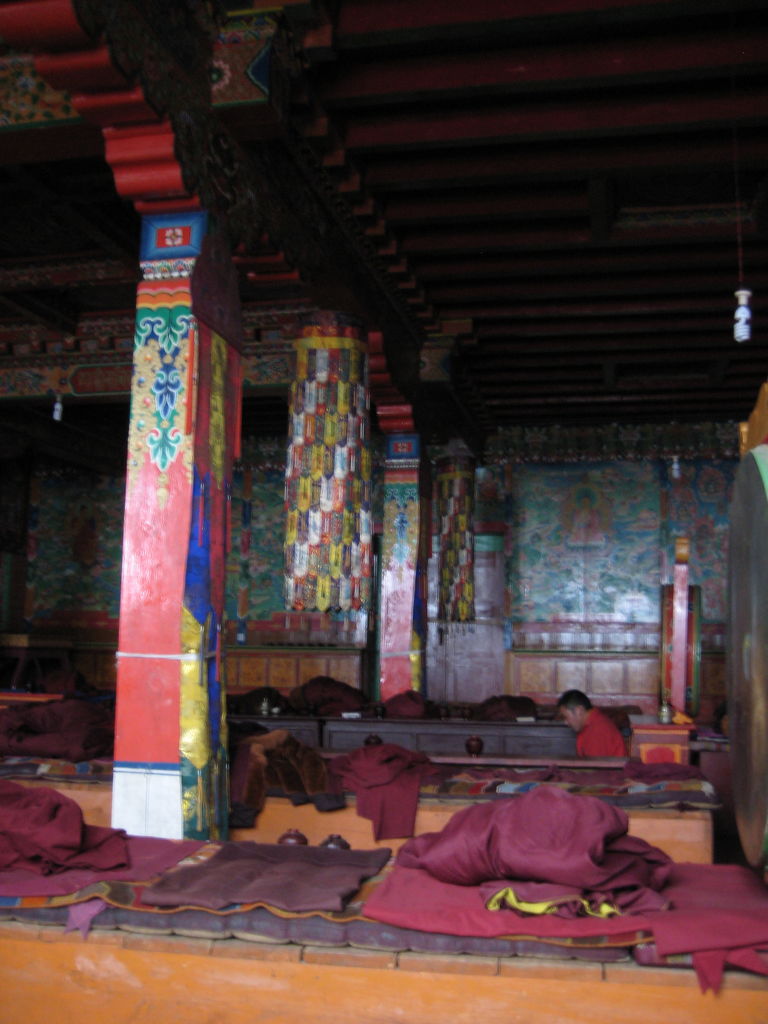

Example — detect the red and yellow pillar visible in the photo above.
[112,213,242,840]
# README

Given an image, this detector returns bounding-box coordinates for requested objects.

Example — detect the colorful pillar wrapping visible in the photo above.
[284,313,372,612]
[436,455,476,622]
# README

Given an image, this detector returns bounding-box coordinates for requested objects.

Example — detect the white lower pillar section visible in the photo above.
[111,762,184,839]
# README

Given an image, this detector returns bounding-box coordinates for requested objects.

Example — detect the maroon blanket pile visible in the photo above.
[363,787,768,992]
[0,781,204,896]
[398,786,671,915]
[0,779,126,875]
[0,698,114,761]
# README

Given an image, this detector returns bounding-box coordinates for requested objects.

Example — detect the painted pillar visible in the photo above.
[283,312,372,614]
[436,455,476,623]
[379,433,427,700]
[112,213,241,840]
[366,330,428,699]
[669,536,690,713]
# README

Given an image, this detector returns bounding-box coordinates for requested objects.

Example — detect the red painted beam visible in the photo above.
[345,87,768,150]
[103,122,187,201]
[35,45,127,92]
[321,30,766,105]
[0,0,91,52]
[71,86,161,127]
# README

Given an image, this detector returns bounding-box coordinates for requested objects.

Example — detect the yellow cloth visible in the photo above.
[486,886,618,918]
[673,709,694,725]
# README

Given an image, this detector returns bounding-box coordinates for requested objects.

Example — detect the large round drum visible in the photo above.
[728,443,768,869]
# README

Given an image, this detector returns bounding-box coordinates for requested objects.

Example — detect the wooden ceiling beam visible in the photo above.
[400,220,754,255]
[484,384,759,404]
[468,331,757,354]
[331,0,762,48]
[364,133,768,188]
[414,244,768,280]
[320,30,767,106]
[344,86,767,151]
[444,295,738,318]
[384,188,589,223]
[427,270,768,304]
[474,316,733,338]
[466,348,766,370]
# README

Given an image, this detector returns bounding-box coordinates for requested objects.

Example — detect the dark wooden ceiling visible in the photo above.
[1,0,767,456]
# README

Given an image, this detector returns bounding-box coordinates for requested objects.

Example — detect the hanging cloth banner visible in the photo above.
[283,313,372,612]
[436,455,476,622]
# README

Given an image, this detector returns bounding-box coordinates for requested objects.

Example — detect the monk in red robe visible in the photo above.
[557,689,627,757]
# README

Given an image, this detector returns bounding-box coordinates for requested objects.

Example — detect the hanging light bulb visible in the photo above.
[730,122,751,344]
[670,456,681,481]
[734,288,752,343]
[52,394,63,421]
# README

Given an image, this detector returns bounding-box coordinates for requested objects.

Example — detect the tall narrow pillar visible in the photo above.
[665,536,690,714]
[283,313,372,614]
[436,455,476,623]
[112,213,241,840]
[367,331,427,699]
[379,433,427,700]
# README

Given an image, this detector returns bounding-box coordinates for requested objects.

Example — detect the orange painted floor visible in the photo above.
[2,918,767,1024]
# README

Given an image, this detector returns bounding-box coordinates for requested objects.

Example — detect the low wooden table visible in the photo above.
[322,717,578,757]
[0,633,72,692]
[227,714,322,749]
[0,691,64,709]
